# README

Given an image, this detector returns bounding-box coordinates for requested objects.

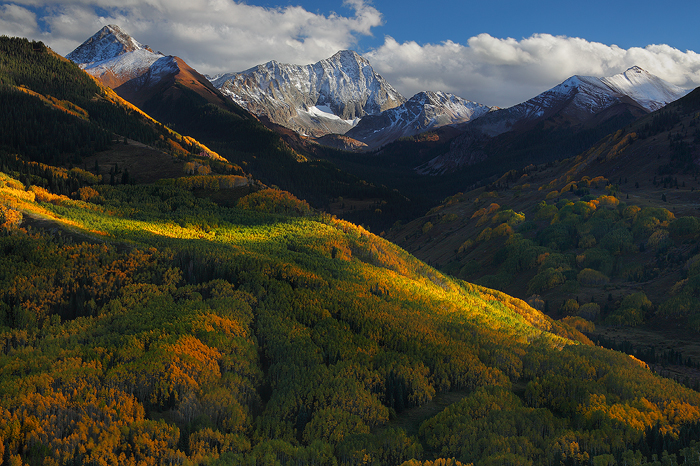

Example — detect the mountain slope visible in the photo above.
[211,50,406,137]
[420,67,691,175]
[3,138,700,466]
[343,91,495,149]
[387,87,700,342]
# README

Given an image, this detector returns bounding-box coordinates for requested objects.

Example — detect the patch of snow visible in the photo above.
[304,105,359,126]
[81,48,164,81]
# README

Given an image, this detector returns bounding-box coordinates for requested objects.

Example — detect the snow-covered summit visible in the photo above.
[67,25,166,88]
[545,66,689,114]
[210,50,406,137]
[601,66,690,111]
[66,25,152,65]
[463,66,690,137]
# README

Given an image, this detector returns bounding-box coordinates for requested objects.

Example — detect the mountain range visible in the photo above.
[419,66,691,174]
[468,66,689,138]
[67,25,691,164]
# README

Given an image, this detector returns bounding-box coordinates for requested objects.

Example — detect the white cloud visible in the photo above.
[0,4,39,37]
[0,0,382,74]
[366,33,700,107]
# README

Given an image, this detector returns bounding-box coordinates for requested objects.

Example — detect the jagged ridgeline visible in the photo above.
[2,37,700,466]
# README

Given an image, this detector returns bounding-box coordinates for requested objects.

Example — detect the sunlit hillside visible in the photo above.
[386,88,700,390]
[3,168,700,465]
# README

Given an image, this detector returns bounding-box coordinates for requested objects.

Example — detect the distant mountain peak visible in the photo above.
[601,65,690,112]
[210,50,406,137]
[66,25,169,90]
[332,49,358,57]
[100,25,138,48]
[67,24,153,65]
[344,90,495,149]
[329,49,370,65]
[625,65,646,74]
[331,49,363,59]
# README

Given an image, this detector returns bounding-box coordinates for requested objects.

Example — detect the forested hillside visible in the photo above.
[2,36,700,465]
[0,36,248,194]
[386,88,700,392]
[387,88,700,324]
[2,167,700,465]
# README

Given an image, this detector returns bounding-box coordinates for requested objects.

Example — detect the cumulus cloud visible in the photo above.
[0,4,40,37]
[366,33,700,107]
[0,0,382,74]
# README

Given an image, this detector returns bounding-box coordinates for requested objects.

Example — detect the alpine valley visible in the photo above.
[1,21,700,466]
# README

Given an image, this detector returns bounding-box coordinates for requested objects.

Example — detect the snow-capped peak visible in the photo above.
[66,25,168,89]
[601,66,690,112]
[327,50,372,69]
[535,66,689,114]
[543,66,689,113]
[67,25,152,65]
[343,90,495,149]
[210,50,406,137]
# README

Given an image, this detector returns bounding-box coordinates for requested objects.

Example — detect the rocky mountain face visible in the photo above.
[66,24,149,65]
[460,66,690,138]
[67,25,164,89]
[67,25,235,111]
[209,50,406,137]
[419,67,691,174]
[344,91,496,149]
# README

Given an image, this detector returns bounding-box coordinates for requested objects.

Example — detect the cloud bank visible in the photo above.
[1,1,700,107]
[366,34,700,107]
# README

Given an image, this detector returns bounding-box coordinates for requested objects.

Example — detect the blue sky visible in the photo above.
[1,0,699,107]
[257,0,700,54]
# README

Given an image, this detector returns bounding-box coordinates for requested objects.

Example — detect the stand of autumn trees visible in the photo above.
[1,171,700,465]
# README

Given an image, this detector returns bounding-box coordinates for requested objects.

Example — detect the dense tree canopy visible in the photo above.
[1,170,700,465]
